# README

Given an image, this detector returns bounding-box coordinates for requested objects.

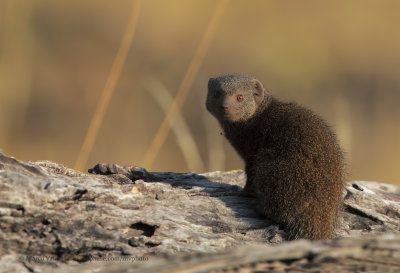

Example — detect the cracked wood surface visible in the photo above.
[0,152,399,272]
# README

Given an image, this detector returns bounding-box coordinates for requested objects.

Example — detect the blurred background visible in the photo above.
[1,0,399,184]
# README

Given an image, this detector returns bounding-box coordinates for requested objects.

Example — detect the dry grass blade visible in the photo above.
[142,0,230,169]
[0,1,7,55]
[74,0,142,171]
[147,77,205,172]
[202,106,226,171]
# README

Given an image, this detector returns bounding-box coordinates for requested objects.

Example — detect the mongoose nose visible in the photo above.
[222,106,229,112]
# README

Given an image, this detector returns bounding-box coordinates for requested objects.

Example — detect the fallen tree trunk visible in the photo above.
[0,152,399,272]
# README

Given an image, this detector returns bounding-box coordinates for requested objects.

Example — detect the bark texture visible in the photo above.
[0,153,399,272]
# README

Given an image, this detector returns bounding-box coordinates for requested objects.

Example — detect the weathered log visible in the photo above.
[0,152,399,272]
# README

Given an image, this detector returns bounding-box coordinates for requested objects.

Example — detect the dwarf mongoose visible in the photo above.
[206,74,345,240]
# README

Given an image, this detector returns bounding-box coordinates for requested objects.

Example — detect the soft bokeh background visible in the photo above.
[1,0,399,184]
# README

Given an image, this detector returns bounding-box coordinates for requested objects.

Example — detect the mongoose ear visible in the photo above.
[252,79,265,104]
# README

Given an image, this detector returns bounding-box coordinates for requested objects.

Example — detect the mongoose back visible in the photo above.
[206,74,344,240]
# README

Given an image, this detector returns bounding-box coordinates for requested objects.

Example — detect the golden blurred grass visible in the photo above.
[1,1,400,184]
[142,0,229,169]
[146,76,204,171]
[74,0,142,171]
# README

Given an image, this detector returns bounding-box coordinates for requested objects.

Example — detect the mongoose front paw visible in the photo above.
[241,185,257,197]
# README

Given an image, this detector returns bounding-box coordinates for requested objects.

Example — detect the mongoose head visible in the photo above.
[206,74,269,122]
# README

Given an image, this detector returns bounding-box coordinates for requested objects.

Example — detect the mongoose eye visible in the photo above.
[237,95,243,102]
[214,92,221,99]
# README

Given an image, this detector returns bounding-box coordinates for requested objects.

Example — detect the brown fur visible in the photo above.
[206,74,345,240]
